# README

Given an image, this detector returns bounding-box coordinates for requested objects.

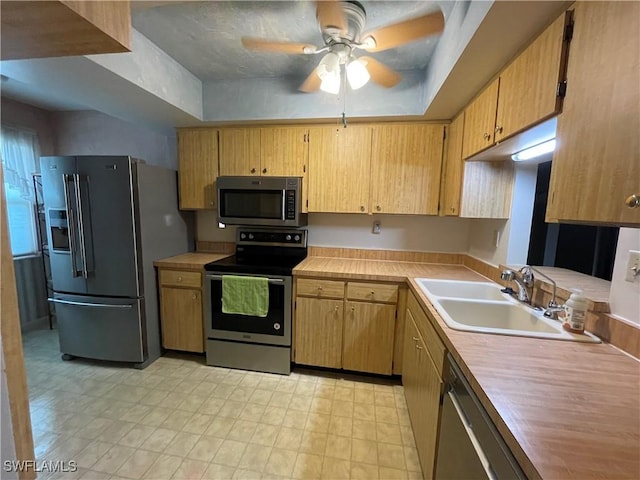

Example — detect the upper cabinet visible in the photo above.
[1,0,131,60]
[546,2,640,226]
[440,113,465,216]
[308,125,372,213]
[370,124,445,215]
[218,128,261,176]
[463,11,572,159]
[178,129,219,210]
[495,12,571,142]
[219,127,307,178]
[462,79,500,159]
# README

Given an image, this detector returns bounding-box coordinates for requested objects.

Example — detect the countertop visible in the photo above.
[294,256,640,479]
[153,252,230,270]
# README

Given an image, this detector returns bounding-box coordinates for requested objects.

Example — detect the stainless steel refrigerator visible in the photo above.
[40,156,192,368]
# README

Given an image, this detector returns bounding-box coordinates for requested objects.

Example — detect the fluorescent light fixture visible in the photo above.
[511,139,556,161]
[346,58,370,90]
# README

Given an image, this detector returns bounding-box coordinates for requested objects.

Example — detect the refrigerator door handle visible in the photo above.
[74,173,89,279]
[62,174,81,277]
[48,298,133,309]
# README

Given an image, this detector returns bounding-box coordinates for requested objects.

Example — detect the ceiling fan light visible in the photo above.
[320,72,341,94]
[317,52,340,79]
[346,58,370,90]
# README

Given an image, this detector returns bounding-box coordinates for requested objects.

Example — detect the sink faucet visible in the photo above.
[528,266,563,320]
[500,266,534,304]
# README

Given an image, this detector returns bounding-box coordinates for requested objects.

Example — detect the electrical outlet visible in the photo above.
[625,250,640,282]
[372,221,381,234]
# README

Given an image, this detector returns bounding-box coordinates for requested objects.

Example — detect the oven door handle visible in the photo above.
[206,274,284,284]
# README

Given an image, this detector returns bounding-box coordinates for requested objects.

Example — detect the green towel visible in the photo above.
[222,275,269,317]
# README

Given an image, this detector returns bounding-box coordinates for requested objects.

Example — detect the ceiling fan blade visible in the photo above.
[242,37,317,55]
[360,56,402,88]
[316,0,347,34]
[361,10,445,52]
[299,67,322,93]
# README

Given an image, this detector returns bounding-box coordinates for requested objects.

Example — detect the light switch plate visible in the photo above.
[625,250,640,282]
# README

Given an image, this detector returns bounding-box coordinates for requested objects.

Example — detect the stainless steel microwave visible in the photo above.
[217,176,308,227]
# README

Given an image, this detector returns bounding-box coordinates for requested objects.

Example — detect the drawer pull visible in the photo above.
[370,291,375,296]
[192,294,197,300]
[177,276,182,282]
[412,336,419,342]
[415,344,423,350]
[335,305,340,311]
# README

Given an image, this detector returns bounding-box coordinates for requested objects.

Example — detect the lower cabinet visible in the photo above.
[294,277,400,375]
[403,291,445,479]
[294,296,343,369]
[157,268,205,353]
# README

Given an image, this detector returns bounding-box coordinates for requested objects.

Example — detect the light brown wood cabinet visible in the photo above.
[294,277,401,375]
[1,0,131,60]
[178,128,219,210]
[370,124,445,215]
[462,11,571,160]
[439,113,465,216]
[219,127,308,178]
[158,268,205,353]
[440,112,514,219]
[546,2,640,226]
[403,291,445,479]
[308,125,372,213]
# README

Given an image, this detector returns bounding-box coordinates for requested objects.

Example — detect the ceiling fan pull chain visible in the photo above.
[342,68,348,128]
[342,112,347,128]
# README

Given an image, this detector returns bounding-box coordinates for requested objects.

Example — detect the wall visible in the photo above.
[0,97,55,155]
[608,228,640,325]
[197,211,471,253]
[51,110,177,169]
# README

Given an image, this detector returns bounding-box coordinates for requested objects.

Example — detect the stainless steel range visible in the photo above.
[204,228,307,375]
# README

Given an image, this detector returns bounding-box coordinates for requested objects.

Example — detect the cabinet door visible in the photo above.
[294,297,343,368]
[343,301,396,375]
[439,113,465,216]
[460,161,514,219]
[178,129,218,210]
[160,287,203,353]
[495,12,570,141]
[219,128,261,176]
[546,2,640,226]
[371,124,444,215]
[260,127,308,177]
[308,125,372,213]
[462,79,499,159]
[403,309,443,479]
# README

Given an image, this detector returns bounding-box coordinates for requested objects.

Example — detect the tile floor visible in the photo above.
[23,328,422,480]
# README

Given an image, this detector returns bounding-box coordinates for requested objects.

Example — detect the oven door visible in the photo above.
[205,273,291,346]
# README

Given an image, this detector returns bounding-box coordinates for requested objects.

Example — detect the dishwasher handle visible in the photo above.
[447,390,497,480]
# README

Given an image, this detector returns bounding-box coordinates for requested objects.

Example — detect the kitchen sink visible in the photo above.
[417,279,601,343]
[416,279,510,302]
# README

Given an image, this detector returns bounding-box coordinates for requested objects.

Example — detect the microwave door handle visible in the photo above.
[281,190,286,220]
[74,174,89,279]
[62,174,80,277]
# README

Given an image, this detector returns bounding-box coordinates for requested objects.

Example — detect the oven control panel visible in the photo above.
[237,228,307,247]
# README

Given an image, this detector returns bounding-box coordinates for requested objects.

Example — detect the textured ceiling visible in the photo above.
[132,1,443,81]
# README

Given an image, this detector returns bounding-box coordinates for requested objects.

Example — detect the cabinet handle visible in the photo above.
[412,336,419,342]
[192,294,197,300]
[262,168,267,174]
[351,306,355,312]
[209,201,214,206]
[370,291,375,296]
[450,206,455,213]
[494,125,503,134]
[376,205,381,211]
[335,305,340,311]
[625,194,640,208]
[415,344,423,350]
[360,206,365,212]
[483,132,490,141]
[177,276,182,282]
[250,168,256,174]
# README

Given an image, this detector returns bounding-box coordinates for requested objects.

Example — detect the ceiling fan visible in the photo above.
[241,0,445,94]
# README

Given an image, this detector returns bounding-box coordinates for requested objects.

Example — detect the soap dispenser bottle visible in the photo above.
[563,289,588,333]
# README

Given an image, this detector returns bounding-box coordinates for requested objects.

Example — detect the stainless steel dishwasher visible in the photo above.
[435,354,526,479]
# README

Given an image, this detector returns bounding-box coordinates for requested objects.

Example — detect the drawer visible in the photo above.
[159,269,202,288]
[347,282,398,304]
[297,278,345,299]
[408,292,446,377]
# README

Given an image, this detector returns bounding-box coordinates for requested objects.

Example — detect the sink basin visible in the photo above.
[416,279,509,302]
[417,279,600,343]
